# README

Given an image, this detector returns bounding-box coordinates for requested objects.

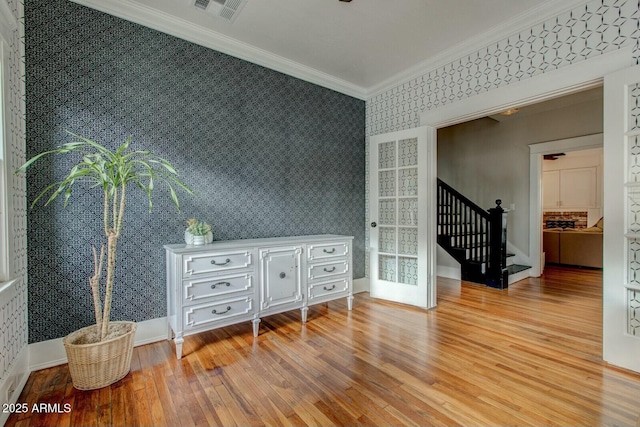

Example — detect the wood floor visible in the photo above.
[8,266,640,426]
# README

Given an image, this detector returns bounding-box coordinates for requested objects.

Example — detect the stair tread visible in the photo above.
[504,264,530,274]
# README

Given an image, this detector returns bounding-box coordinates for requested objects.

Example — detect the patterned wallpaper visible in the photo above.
[364,0,640,276]
[25,0,365,343]
[0,0,27,390]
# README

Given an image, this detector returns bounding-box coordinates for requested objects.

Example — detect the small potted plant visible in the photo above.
[17,131,192,390]
[185,218,212,245]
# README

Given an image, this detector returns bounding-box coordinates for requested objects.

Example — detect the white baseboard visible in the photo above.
[29,317,168,372]
[353,277,369,294]
[0,345,30,426]
[437,265,461,280]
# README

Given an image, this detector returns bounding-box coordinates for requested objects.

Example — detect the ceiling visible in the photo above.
[72,0,587,99]
[487,86,603,122]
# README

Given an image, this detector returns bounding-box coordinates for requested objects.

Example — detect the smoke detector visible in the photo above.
[193,0,248,22]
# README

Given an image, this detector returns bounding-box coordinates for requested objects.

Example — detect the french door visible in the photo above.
[369,126,435,308]
[603,64,640,373]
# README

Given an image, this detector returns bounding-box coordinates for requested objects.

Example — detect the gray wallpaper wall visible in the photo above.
[25,0,365,343]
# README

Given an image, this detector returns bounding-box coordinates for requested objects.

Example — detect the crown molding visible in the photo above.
[69,0,368,100]
[365,0,591,99]
[69,0,590,102]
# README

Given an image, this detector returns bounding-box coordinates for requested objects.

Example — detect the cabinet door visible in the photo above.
[560,167,597,208]
[259,247,303,312]
[543,170,560,209]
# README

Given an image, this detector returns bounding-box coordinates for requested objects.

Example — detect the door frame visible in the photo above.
[529,133,603,275]
[419,45,635,284]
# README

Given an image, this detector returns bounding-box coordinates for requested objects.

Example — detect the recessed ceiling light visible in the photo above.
[499,108,519,116]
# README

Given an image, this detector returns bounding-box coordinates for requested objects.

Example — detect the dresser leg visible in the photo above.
[252,318,261,337]
[347,294,354,310]
[301,306,308,323]
[174,336,184,359]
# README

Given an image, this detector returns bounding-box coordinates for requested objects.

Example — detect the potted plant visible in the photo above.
[185,218,212,245]
[17,131,192,390]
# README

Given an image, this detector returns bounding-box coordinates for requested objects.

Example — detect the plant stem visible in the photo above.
[90,245,104,334]
[101,231,117,340]
[103,189,109,236]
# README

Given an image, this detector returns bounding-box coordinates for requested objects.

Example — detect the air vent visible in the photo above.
[192,0,248,23]
[194,0,210,10]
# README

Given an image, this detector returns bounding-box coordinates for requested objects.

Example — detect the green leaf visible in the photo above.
[116,136,131,155]
[169,185,179,211]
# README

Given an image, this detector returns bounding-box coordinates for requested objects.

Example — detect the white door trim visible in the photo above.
[529,133,604,275]
[420,45,634,288]
[602,64,640,373]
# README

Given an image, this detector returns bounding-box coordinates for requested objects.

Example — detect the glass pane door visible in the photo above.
[370,127,431,307]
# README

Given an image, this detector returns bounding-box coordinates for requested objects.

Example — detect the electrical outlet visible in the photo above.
[510,203,515,211]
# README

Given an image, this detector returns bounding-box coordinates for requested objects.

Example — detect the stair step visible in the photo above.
[504,264,530,274]
[505,264,531,285]
[505,252,515,266]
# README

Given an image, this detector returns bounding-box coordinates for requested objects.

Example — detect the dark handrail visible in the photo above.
[437,179,490,264]
[437,179,508,286]
[437,179,489,220]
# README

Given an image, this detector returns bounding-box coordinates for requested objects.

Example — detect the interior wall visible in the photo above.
[25,0,365,343]
[437,88,603,258]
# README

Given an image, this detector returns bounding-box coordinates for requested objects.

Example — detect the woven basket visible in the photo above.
[63,321,137,390]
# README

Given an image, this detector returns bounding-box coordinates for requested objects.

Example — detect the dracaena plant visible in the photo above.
[17,131,193,342]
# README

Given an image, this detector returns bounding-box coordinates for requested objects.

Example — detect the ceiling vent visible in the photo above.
[193,0,248,23]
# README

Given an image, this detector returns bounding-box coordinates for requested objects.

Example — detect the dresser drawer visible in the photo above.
[307,242,349,261]
[308,259,349,281]
[183,250,252,277]
[308,277,349,301]
[184,296,254,330]
[183,273,253,303]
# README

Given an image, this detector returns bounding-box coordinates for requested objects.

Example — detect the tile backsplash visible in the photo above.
[543,211,588,229]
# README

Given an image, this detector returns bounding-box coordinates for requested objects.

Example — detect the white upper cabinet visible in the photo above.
[543,148,602,211]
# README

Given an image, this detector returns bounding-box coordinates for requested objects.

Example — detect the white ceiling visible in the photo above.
[73,0,587,99]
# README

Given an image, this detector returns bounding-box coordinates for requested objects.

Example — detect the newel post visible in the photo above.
[487,199,508,289]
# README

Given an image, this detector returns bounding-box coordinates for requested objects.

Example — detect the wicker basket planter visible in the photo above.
[63,321,137,390]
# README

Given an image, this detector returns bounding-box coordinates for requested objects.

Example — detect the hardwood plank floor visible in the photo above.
[8,266,640,426]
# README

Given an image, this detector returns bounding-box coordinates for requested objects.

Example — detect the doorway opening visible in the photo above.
[436,87,603,283]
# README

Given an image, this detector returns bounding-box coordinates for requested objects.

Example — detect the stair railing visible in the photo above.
[437,179,507,283]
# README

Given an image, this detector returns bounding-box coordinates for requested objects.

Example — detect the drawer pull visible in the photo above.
[323,267,336,272]
[212,306,231,315]
[279,272,286,279]
[211,258,231,266]
[211,281,231,289]
[323,248,336,254]
[323,285,336,291]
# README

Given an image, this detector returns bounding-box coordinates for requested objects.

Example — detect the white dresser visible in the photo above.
[164,234,353,358]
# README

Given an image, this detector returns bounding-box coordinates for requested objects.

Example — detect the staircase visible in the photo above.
[437,179,530,289]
